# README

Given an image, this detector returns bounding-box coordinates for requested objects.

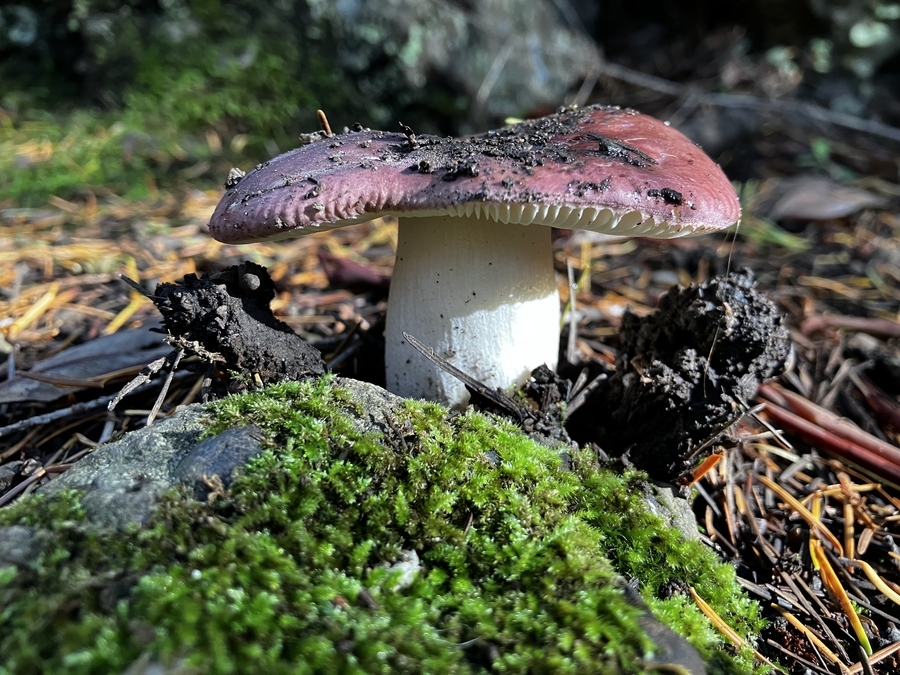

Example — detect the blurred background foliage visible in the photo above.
[0,0,898,206]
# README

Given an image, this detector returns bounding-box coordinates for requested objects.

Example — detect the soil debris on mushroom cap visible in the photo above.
[209,104,740,244]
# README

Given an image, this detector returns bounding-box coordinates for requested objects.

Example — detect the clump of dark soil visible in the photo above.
[153,262,326,393]
[568,269,790,481]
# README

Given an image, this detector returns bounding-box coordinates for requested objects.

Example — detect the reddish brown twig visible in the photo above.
[853,375,900,434]
[758,382,900,485]
[800,314,900,340]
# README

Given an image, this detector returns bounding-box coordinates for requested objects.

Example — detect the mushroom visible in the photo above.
[209,105,740,406]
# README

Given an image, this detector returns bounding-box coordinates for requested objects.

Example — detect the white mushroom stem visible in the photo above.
[385,215,560,407]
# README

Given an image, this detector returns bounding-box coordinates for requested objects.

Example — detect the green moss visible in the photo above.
[1,110,142,204]
[0,377,765,673]
[0,2,476,207]
[2,1,352,138]
[0,103,227,206]
[0,0,356,206]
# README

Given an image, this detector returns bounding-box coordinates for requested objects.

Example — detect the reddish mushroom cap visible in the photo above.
[209,105,740,244]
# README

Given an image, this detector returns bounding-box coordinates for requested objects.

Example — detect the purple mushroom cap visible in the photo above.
[209,105,740,244]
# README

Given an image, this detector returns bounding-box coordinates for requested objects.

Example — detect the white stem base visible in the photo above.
[385,215,560,407]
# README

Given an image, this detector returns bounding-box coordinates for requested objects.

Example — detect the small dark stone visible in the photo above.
[241,272,261,292]
[646,187,684,206]
[224,167,246,189]
[174,426,264,501]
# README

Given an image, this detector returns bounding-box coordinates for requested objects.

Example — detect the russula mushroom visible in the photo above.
[209,105,740,406]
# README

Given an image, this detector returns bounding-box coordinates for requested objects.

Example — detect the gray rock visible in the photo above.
[33,379,700,542]
[36,405,212,529]
[12,377,708,672]
[313,0,601,129]
[173,425,264,501]
[32,379,408,529]
[337,377,409,436]
[641,482,700,542]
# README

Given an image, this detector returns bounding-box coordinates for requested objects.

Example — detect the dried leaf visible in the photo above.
[768,177,887,221]
[0,325,170,403]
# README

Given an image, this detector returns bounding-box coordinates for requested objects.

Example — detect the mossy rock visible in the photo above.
[0,377,764,673]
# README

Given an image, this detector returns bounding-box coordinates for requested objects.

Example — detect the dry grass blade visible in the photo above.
[774,606,847,672]
[756,473,844,555]
[8,282,59,338]
[689,587,786,672]
[854,559,900,608]
[810,539,872,656]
